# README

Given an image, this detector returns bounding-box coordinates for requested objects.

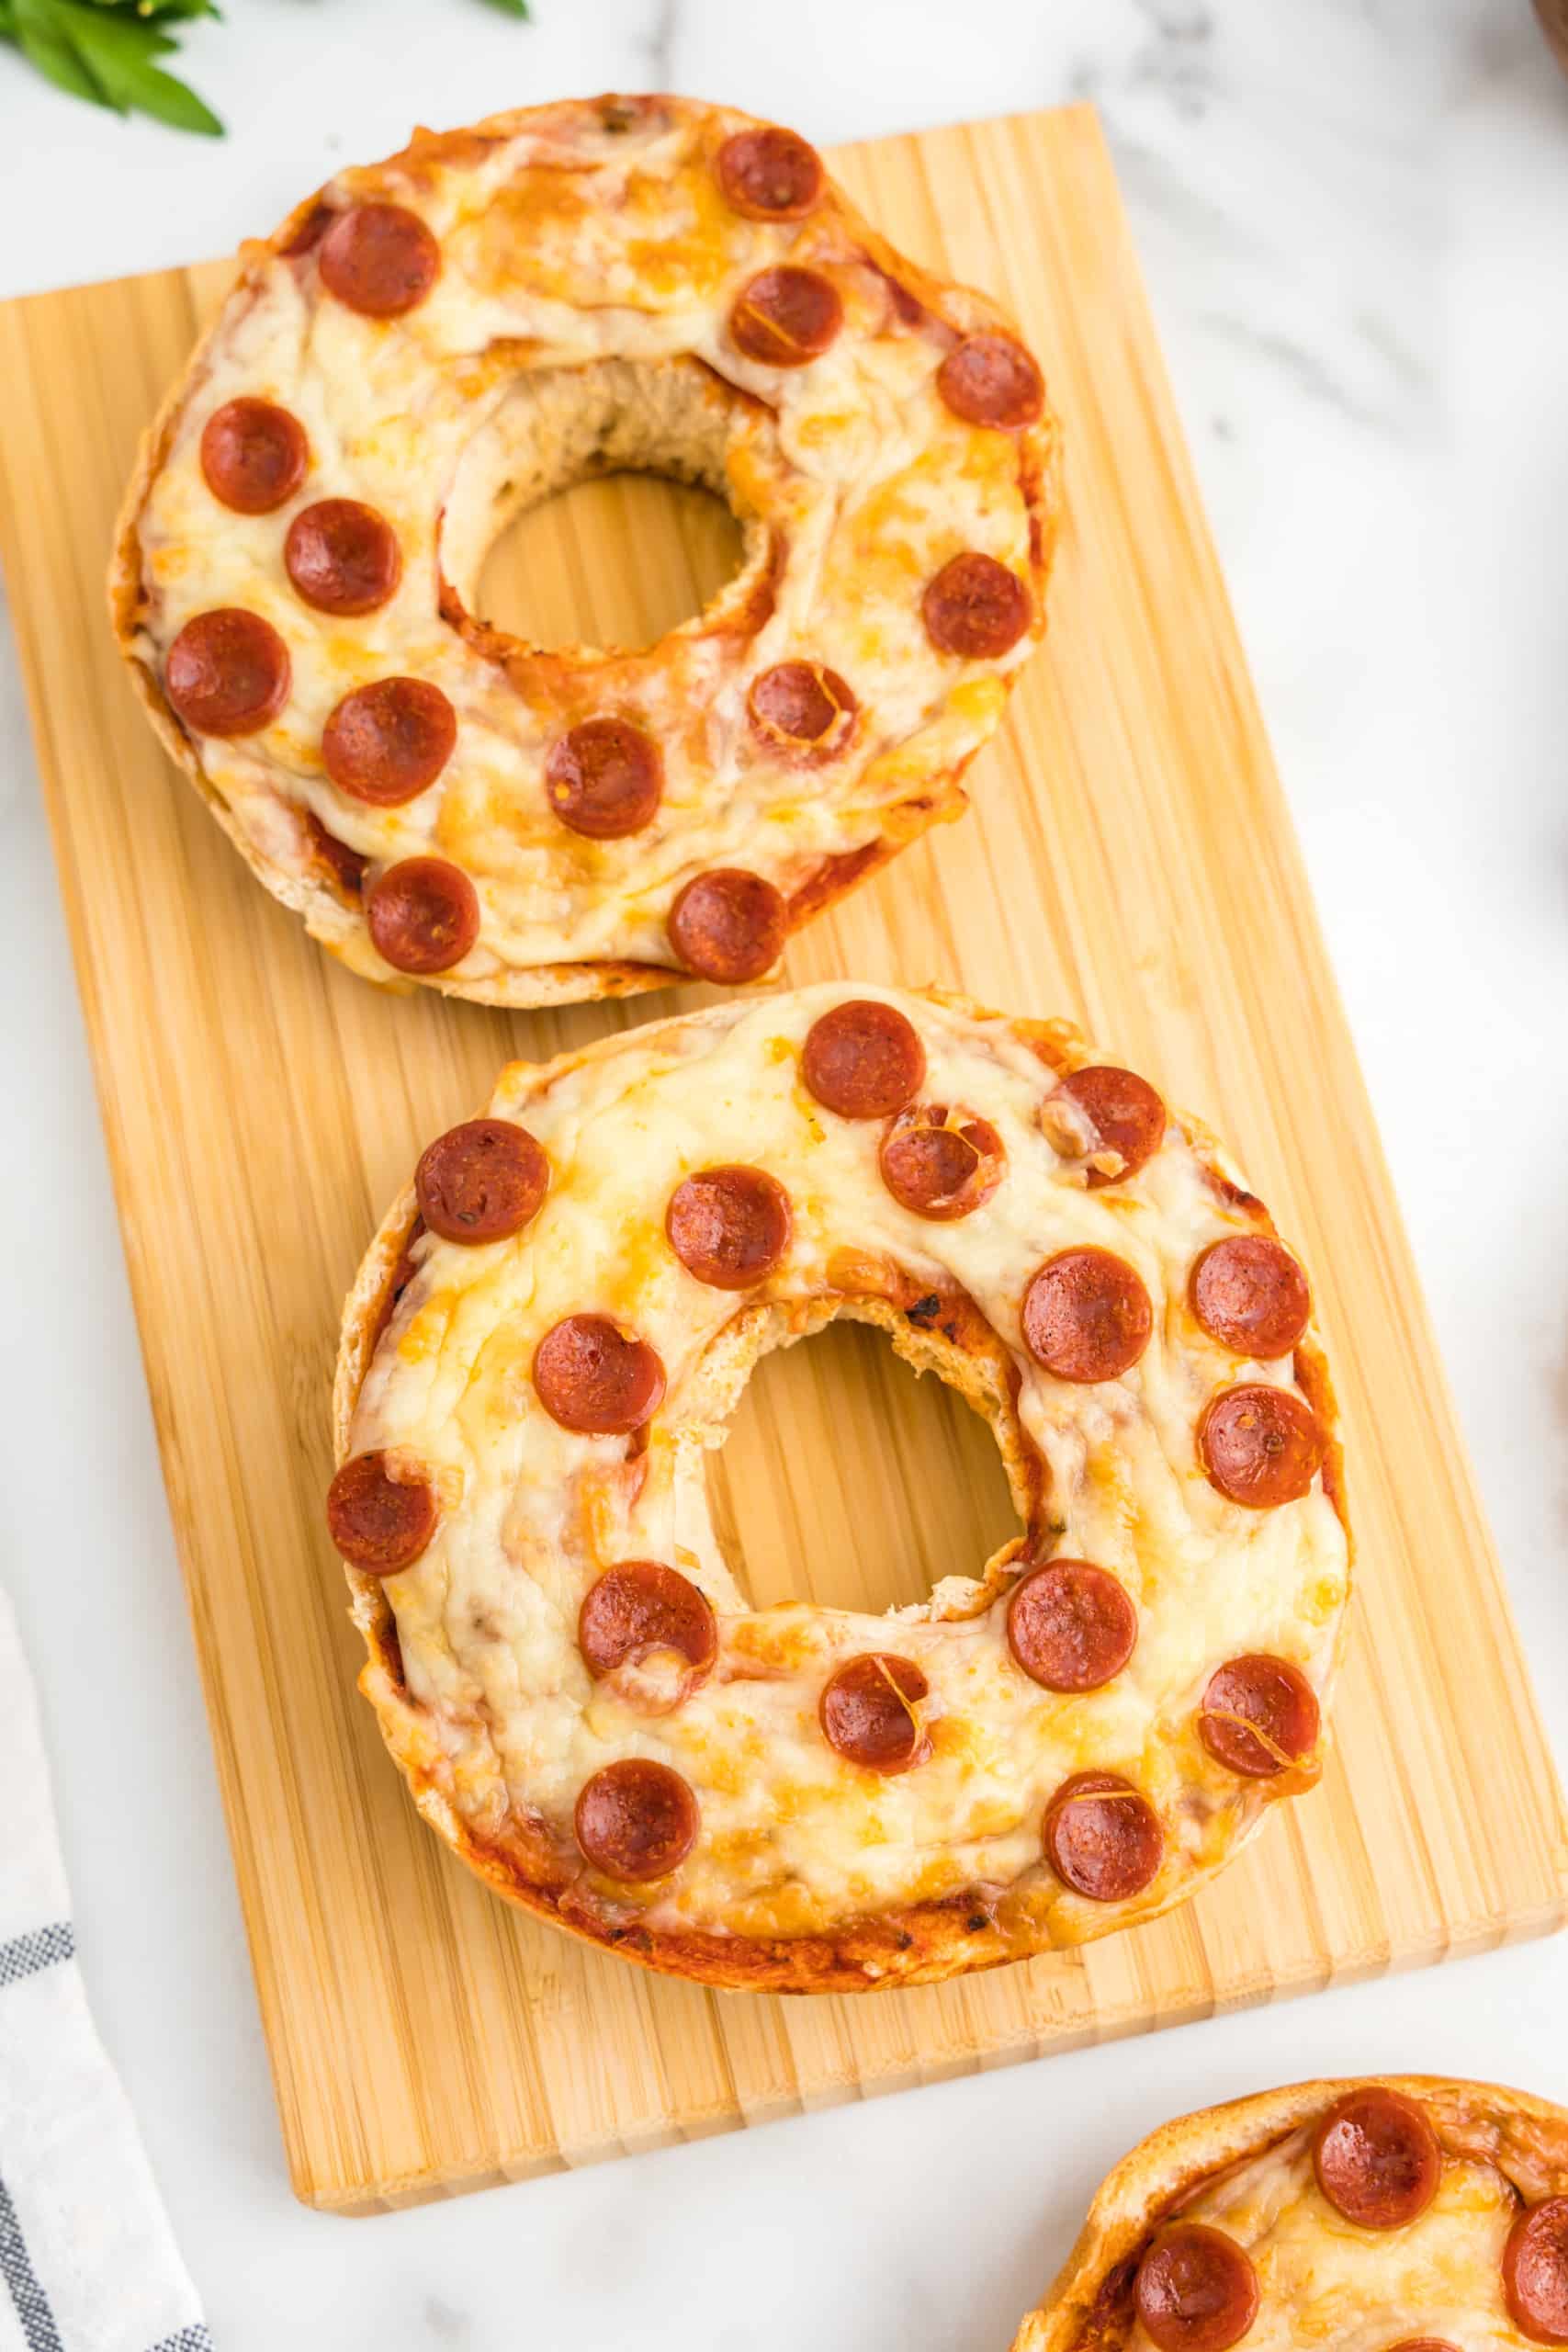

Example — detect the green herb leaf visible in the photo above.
[3,0,522,136]
[13,18,110,101]
[87,0,223,18]
[74,9,177,55]
[9,0,112,102]
[3,0,220,128]
[62,2,222,126]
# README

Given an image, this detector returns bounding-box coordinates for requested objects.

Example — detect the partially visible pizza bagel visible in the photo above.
[328,984,1348,1991]
[1010,2075,1568,2352]
[111,94,1057,1005]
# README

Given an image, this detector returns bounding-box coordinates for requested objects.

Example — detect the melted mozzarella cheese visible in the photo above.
[1141,2124,1530,2352]
[129,97,1050,985]
[346,985,1348,1943]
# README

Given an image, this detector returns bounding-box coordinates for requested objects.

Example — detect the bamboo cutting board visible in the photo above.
[1,105,1563,2213]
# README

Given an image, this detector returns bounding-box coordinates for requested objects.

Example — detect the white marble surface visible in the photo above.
[3,5,1568,2345]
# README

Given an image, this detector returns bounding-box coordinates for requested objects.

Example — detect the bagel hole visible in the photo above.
[706,1322,1018,1618]
[443,356,752,654]
[479,473,743,650]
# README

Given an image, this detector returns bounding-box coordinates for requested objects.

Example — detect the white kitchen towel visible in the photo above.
[0,1588,209,2352]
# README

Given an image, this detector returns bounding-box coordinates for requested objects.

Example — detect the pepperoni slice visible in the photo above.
[921,552,1032,660]
[1199,1654,1320,1779]
[936,334,1045,431]
[574,1758,698,1882]
[1384,2343,1461,2352]
[879,1104,1004,1221]
[1021,1248,1152,1384]
[1199,1385,1323,1509]
[668,868,786,983]
[322,677,457,807]
[1051,1066,1167,1188]
[325,1450,437,1575]
[199,398,309,514]
[284,499,402,616]
[666,1165,791,1289]
[1134,2223,1261,2352]
[1313,2088,1441,2231]
[1190,1236,1311,1359]
[819,1654,930,1773]
[546,718,663,840]
[164,608,290,738]
[730,266,843,368]
[716,125,824,220]
[366,857,479,975]
[748,662,857,758]
[1043,1771,1163,1902]
[579,1560,717,1683]
[1007,1559,1137,1693]
[534,1314,666,1436]
[318,202,440,317]
[1506,2199,1568,2344]
[802,1000,925,1120]
[414,1117,548,1246]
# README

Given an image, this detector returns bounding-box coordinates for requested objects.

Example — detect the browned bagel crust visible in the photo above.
[1010,2076,1568,2352]
[332,987,1349,1993]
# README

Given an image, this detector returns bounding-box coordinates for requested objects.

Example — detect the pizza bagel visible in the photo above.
[111,95,1057,1005]
[1010,2075,1568,2351]
[328,984,1348,1992]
